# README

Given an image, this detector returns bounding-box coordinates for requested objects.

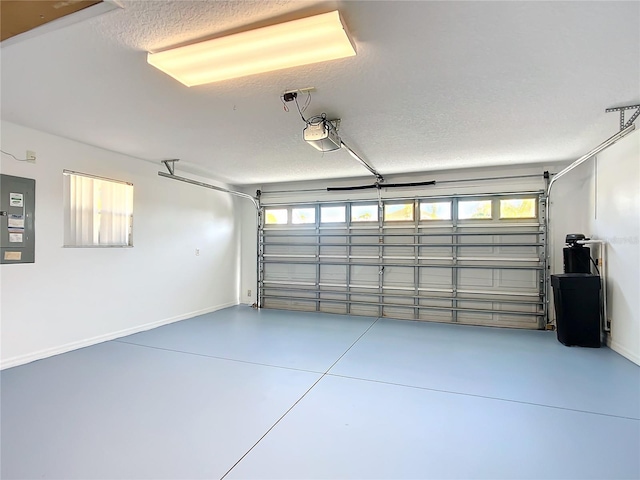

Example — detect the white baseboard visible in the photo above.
[0,302,238,370]
[607,337,640,366]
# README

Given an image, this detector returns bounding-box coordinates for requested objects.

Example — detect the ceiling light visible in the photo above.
[147,11,356,86]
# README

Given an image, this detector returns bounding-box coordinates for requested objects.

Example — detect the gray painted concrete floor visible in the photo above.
[1,306,639,479]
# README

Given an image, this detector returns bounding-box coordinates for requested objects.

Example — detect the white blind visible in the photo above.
[65,173,133,246]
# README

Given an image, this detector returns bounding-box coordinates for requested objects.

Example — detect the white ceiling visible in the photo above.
[1,1,638,185]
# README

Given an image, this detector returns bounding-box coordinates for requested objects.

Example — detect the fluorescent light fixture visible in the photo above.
[147,11,356,86]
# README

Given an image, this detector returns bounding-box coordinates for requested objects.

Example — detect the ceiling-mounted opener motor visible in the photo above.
[281,88,383,181]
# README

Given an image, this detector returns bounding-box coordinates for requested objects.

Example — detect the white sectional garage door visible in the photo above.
[259,192,546,329]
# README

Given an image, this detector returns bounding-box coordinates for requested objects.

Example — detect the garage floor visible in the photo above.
[2,306,639,479]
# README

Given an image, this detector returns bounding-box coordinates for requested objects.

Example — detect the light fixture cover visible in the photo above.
[147,11,356,86]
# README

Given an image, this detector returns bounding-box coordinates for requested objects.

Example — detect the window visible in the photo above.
[64,171,133,246]
[384,203,414,221]
[458,200,492,220]
[420,201,451,220]
[264,209,288,225]
[292,207,315,224]
[500,198,537,219]
[321,206,346,223]
[351,204,378,222]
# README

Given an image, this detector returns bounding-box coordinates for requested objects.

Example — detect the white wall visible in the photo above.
[0,121,239,369]
[550,131,640,365]
[547,159,594,274]
[588,132,640,365]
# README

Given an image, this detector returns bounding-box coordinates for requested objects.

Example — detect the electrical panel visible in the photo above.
[1,174,35,264]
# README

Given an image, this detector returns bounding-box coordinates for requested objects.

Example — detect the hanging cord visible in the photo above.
[294,95,307,122]
[1,149,30,162]
[590,256,601,276]
[280,96,290,112]
[306,113,327,126]
[293,90,313,123]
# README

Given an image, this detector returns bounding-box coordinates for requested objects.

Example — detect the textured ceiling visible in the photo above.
[1,1,638,185]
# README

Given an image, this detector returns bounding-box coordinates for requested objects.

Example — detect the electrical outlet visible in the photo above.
[26,150,36,162]
[247,289,252,297]
[195,248,200,256]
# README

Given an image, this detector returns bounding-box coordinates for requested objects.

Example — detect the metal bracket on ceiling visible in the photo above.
[157,160,259,208]
[340,141,384,182]
[606,104,640,131]
[162,159,179,175]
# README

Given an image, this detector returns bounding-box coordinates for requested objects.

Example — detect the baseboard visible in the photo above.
[0,302,238,370]
[607,337,640,366]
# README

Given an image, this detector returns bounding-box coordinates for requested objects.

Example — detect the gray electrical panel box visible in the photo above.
[1,174,35,264]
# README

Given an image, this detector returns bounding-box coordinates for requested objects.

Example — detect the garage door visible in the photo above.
[259,191,546,329]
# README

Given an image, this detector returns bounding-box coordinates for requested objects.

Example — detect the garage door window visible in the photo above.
[500,198,537,219]
[384,203,414,221]
[458,200,492,220]
[265,209,288,224]
[351,204,378,222]
[321,206,346,223]
[292,208,315,224]
[420,201,451,220]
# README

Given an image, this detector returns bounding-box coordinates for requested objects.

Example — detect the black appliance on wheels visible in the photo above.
[551,234,602,347]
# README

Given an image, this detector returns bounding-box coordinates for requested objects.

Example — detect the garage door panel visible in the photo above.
[263,264,316,284]
[351,235,377,245]
[350,245,379,256]
[383,266,414,288]
[259,192,545,329]
[495,245,538,256]
[383,245,415,257]
[458,268,495,288]
[319,292,348,314]
[457,311,494,325]
[264,297,316,311]
[382,306,415,320]
[264,244,315,256]
[320,244,347,256]
[319,302,348,315]
[418,310,454,322]
[494,313,540,328]
[419,267,453,289]
[351,265,380,286]
[497,269,538,292]
[418,247,453,258]
[263,235,313,247]
[320,235,347,244]
[350,304,380,317]
[320,265,346,284]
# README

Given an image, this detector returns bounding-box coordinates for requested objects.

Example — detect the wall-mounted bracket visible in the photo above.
[606,104,640,131]
[161,159,179,175]
[283,87,316,96]
[157,159,258,208]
